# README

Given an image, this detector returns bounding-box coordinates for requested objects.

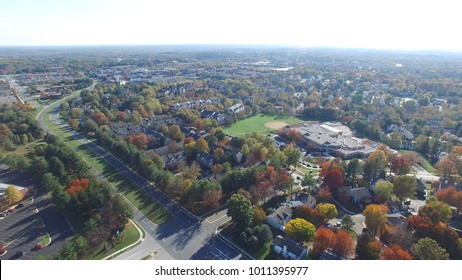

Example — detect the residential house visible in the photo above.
[387,213,408,231]
[196,152,216,170]
[266,205,293,231]
[272,235,307,260]
[347,187,371,203]
[199,109,225,124]
[292,193,317,208]
[228,103,245,114]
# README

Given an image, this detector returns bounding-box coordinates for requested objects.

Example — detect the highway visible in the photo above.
[38,90,248,260]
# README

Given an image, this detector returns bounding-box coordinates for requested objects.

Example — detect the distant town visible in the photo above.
[0,46,461,260]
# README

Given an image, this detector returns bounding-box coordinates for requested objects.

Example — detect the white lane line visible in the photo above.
[205,214,228,224]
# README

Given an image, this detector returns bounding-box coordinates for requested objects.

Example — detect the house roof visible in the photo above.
[347,187,371,198]
[267,205,293,224]
[387,213,408,231]
[273,235,306,257]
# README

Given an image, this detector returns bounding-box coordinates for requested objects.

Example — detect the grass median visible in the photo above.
[43,109,170,225]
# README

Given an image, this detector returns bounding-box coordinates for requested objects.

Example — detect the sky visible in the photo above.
[0,0,461,51]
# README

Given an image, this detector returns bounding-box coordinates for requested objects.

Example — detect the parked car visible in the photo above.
[6,208,14,214]
[35,243,44,249]
[16,203,24,209]
[404,198,411,206]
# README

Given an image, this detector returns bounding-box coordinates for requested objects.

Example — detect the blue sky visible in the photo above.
[0,0,461,51]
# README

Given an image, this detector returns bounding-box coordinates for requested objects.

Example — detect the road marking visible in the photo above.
[173,249,178,254]
[126,250,144,259]
[162,238,166,243]
[206,214,229,224]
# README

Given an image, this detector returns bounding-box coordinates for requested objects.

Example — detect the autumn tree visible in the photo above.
[435,158,457,178]
[125,133,148,150]
[390,156,411,175]
[393,175,416,202]
[382,245,413,260]
[435,186,462,214]
[363,204,388,237]
[418,200,452,223]
[5,185,23,205]
[316,203,338,222]
[195,138,209,153]
[323,169,344,194]
[411,237,449,260]
[67,178,90,196]
[285,218,315,242]
[227,194,253,228]
[293,205,324,226]
[313,227,334,254]
[331,230,355,258]
[253,207,267,225]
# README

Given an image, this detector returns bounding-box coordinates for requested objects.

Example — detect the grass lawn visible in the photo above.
[399,150,435,173]
[4,139,43,157]
[90,221,141,260]
[224,114,303,137]
[38,233,51,246]
[43,105,170,225]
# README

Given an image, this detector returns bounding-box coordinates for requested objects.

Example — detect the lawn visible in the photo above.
[90,221,141,260]
[224,114,303,137]
[43,105,170,225]
[399,150,435,173]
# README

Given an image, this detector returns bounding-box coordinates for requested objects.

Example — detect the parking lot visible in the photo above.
[0,171,74,260]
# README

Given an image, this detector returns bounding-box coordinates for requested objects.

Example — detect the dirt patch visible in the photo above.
[264,121,289,129]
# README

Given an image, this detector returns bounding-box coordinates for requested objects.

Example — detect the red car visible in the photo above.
[34,243,44,249]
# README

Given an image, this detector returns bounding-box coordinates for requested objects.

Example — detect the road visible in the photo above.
[38,89,247,260]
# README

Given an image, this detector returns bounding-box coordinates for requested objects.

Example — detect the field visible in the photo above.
[224,115,303,137]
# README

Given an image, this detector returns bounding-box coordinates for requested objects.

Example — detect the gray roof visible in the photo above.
[273,235,306,257]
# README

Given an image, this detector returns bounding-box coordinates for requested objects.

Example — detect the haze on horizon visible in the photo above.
[1,0,461,52]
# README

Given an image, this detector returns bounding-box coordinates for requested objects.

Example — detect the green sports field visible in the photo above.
[224,114,303,137]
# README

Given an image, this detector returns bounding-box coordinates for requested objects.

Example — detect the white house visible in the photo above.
[272,235,307,260]
[266,206,293,231]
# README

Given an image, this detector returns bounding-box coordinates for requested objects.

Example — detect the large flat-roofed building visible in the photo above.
[291,122,379,159]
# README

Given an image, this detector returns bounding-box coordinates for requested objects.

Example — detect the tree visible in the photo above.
[356,233,381,260]
[285,218,315,242]
[393,175,416,202]
[111,195,134,228]
[375,180,394,203]
[313,227,334,254]
[83,119,98,134]
[411,238,449,260]
[390,156,411,175]
[363,150,387,182]
[56,240,77,260]
[67,178,89,196]
[293,205,324,226]
[363,204,388,237]
[70,108,83,119]
[418,200,452,223]
[253,207,267,225]
[227,194,253,228]
[340,215,355,233]
[345,158,362,181]
[283,144,301,173]
[316,203,338,222]
[5,185,23,205]
[382,245,413,260]
[195,138,209,153]
[301,173,316,193]
[435,186,462,214]
[331,230,355,258]
[323,169,344,194]
[435,158,457,178]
